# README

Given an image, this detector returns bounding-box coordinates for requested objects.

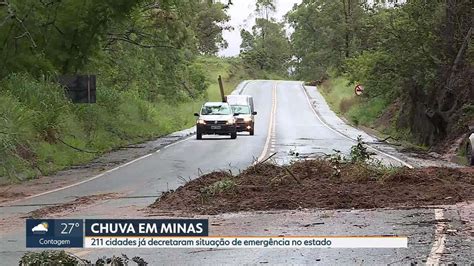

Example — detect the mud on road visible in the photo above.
[150,160,474,215]
[26,193,121,218]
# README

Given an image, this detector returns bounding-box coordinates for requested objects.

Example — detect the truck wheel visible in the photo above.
[196,130,202,140]
[231,132,237,139]
[249,128,254,136]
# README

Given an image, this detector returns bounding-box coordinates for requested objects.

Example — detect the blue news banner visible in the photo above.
[26,219,84,248]
[26,219,209,248]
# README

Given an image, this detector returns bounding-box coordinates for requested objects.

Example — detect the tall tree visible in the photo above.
[0,0,143,76]
[287,0,347,79]
[289,0,473,145]
[194,1,232,55]
[239,0,290,74]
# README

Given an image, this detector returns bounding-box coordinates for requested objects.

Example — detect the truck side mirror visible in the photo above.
[252,111,258,115]
[194,113,200,117]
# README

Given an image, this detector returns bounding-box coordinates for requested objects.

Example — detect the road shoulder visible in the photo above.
[304,85,460,168]
[0,127,195,205]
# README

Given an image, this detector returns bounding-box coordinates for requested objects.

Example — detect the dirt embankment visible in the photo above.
[149,160,474,215]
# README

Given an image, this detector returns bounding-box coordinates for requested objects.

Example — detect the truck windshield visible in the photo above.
[231,105,250,114]
[201,105,231,115]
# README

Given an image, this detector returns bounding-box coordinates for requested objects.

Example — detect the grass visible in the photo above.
[0,57,251,183]
[193,56,239,101]
[319,77,390,128]
[200,178,237,198]
[318,77,355,115]
[317,77,432,151]
[346,98,388,127]
[318,78,381,132]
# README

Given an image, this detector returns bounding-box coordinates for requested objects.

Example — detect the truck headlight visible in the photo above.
[226,119,235,125]
[244,117,252,122]
[197,119,206,124]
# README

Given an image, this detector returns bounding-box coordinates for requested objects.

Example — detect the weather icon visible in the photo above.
[31,222,49,233]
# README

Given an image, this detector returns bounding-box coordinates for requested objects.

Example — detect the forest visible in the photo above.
[0,0,239,179]
[286,0,473,147]
[0,0,472,180]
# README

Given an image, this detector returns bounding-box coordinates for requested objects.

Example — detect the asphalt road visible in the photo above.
[274,81,358,164]
[0,80,464,265]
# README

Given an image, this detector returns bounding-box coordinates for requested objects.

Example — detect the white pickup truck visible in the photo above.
[226,95,257,136]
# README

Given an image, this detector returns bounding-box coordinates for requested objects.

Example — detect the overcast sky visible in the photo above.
[218,0,301,57]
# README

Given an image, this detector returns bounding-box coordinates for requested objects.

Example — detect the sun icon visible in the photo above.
[41,222,48,229]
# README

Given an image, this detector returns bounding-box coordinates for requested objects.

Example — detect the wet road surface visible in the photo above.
[0,80,470,265]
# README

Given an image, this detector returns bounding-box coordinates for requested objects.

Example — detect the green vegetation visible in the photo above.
[195,57,244,101]
[0,0,286,181]
[319,77,388,127]
[318,77,354,115]
[0,0,231,76]
[200,178,237,199]
[20,250,148,265]
[288,0,473,146]
[20,251,81,265]
[0,56,245,182]
[0,0,251,181]
[318,77,429,149]
[349,136,371,164]
[239,0,291,77]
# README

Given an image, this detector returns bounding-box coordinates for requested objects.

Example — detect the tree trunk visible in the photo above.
[342,0,351,58]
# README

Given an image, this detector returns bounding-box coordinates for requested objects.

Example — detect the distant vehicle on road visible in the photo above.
[467,128,474,166]
[194,102,237,140]
[226,95,257,135]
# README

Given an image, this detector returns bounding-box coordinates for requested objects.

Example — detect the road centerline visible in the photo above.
[256,82,277,163]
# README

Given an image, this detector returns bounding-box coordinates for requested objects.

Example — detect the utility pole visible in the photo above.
[218,75,226,102]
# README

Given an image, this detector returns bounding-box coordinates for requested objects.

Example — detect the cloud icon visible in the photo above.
[32,222,48,233]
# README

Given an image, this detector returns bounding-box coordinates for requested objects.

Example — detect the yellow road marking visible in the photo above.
[256,82,277,163]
